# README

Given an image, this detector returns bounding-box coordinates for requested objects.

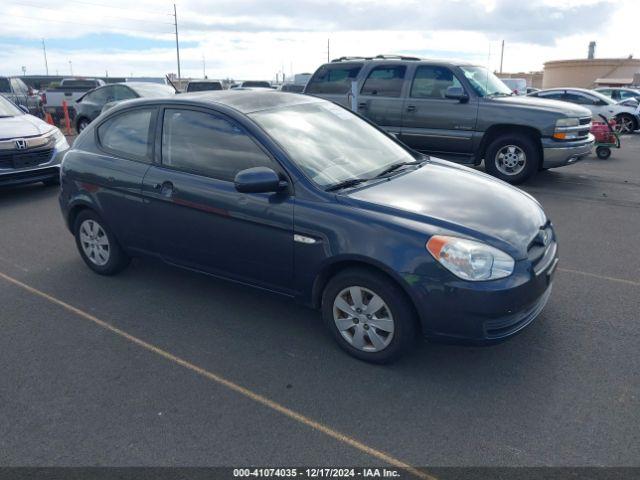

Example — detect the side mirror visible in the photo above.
[18,105,29,114]
[444,86,469,102]
[234,167,287,193]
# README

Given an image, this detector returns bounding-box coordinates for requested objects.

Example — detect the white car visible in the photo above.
[499,78,527,96]
[529,88,639,133]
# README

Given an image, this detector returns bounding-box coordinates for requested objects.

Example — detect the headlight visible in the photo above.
[47,128,69,151]
[426,235,515,281]
[555,117,579,127]
[553,117,583,140]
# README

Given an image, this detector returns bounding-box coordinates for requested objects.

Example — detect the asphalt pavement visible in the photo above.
[0,134,638,472]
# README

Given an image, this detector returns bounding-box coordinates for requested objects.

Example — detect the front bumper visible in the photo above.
[406,244,558,343]
[541,134,594,169]
[0,152,63,187]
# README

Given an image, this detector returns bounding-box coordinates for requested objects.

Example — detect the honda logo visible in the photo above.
[15,139,27,150]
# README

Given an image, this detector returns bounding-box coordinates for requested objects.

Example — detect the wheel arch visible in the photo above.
[310,257,424,334]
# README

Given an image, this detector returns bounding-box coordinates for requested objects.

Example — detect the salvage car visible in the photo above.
[59,90,558,363]
[529,88,639,134]
[305,56,594,184]
[74,82,175,132]
[0,94,69,187]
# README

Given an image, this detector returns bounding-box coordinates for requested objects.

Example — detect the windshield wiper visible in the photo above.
[374,160,425,178]
[325,178,371,192]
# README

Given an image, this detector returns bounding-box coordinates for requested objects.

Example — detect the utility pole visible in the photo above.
[42,39,49,76]
[172,3,182,85]
[202,53,206,78]
[327,38,330,62]
[69,60,73,76]
[499,40,504,74]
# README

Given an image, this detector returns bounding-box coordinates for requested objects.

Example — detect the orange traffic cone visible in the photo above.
[45,112,55,125]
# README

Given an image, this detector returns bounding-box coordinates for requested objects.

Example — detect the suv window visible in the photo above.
[97,108,154,161]
[306,64,363,95]
[11,78,27,94]
[161,109,274,182]
[360,65,406,97]
[410,66,462,99]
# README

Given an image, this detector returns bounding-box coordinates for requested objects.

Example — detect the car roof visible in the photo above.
[327,56,476,67]
[119,89,322,114]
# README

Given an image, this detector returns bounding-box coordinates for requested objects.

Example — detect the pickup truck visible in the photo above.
[0,76,44,117]
[305,56,595,184]
[44,78,105,122]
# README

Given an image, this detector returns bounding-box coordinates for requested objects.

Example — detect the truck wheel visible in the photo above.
[484,133,539,184]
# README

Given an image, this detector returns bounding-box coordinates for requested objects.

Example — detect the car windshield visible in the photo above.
[460,66,513,97]
[131,84,176,97]
[0,95,22,117]
[250,101,416,188]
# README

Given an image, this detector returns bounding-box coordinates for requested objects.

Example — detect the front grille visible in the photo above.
[527,224,556,274]
[0,147,54,169]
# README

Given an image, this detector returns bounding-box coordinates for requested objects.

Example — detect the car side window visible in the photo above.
[410,66,462,99]
[306,64,363,94]
[619,90,636,100]
[97,108,154,161]
[562,93,593,105]
[161,109,275,182]
[539,91,564,100]
[86,87,110,104]
[0,78,10,93]
[113,85,137,101]
[360,66,406,97]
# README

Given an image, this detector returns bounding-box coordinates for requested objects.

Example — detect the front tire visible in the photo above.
[76,117,90,133]
[74,210,130,275]
[484,133,539,184]
[321,268,417,363]
[614,113,636,134]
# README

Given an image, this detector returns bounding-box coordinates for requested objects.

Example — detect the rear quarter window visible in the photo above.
[306,64,363,94]
[361,65,406,97]
[97,108,155,162]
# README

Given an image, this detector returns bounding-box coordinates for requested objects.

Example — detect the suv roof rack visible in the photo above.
[330,54,421,63]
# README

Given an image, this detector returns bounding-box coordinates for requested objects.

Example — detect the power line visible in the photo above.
[4,12,174,35]
[6,0,174,25]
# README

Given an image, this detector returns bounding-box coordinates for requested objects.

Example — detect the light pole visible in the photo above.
[69,60,73,76]
[42,39,49,76]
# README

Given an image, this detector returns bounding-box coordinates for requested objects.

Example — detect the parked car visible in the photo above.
[185,79,224,92]
[529,88,639,134]
[230,81,273,89]
[527,87,540,94]
[305,56,594,184]
[280,83,305,93]
[59,90,558,363]
[44,78,105,123]
[594,87,640,103]
[0,76,44,117]
[74,82,175,132]
[0,94,69,187]
[499,78,527,95]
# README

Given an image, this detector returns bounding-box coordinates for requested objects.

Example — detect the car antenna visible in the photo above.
[166,74,180,93]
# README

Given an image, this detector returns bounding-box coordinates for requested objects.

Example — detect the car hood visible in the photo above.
[344,159,547,259]
[0,114,54,140]
[494,95,591,117]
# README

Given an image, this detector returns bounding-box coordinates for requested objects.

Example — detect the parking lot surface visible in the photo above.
[1,136,639,470]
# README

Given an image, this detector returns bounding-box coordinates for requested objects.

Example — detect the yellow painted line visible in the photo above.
[558,267,640,287]
[0,271,435,480]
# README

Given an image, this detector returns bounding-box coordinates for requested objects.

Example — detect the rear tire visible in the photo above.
[73,210,130,275]
[321,268,417,363]
[484,133,539,184]
[614,113,636,134]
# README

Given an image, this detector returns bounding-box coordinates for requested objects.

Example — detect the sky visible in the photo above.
[1,0,639,81]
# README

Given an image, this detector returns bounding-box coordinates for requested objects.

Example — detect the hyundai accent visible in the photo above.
[59,90,558,363]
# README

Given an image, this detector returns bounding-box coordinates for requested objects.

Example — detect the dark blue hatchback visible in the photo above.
[59,90,557,363]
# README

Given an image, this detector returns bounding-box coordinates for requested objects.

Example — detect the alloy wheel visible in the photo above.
[495,145,527,176]
[79,219,110,266]
[333,286,395,352]
[614,115,635,134]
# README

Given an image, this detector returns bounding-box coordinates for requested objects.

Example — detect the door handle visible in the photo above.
[358,102,368,110]
[406,105,416,112]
